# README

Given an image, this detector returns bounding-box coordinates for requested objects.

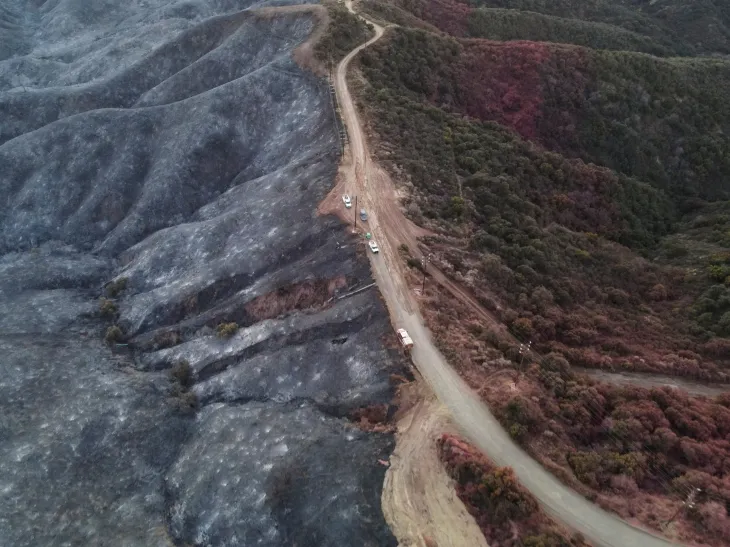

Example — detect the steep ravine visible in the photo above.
[0,1,401,545]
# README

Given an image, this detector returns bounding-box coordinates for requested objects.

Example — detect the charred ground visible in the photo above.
[0,1,402,545]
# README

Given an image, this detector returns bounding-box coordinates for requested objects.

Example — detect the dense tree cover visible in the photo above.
[357,41,730,380]
[354,5,730,542]
[393,0,672,54]
[360,28,730,201]
[528,355,730,538]
[656,202,730,339]
[315,1,373,64]
[395,0,730,55]
[438,434,588,547]
[469,0,730,55]
[466,9,672,55]
[360,0,439,31]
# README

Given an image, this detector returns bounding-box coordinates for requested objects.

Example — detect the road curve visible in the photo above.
[333,4,683,546]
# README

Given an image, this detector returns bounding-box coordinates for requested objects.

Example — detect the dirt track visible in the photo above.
[577,368,730,397]
[381,384,489,547]
[329,3,686,546]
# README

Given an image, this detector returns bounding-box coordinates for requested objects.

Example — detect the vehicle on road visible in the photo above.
[396,328,413,351]
[360,208,368,221]
[343,194,351,208]
[368,240,379,253]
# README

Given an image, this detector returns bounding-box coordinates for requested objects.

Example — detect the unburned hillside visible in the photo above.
[376,0,730,55]
[357,29,730,380]
[351,14,730,545]
[360,29,730,201]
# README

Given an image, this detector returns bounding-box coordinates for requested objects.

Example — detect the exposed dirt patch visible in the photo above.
[576,367,730,397]
[381,381,489,547]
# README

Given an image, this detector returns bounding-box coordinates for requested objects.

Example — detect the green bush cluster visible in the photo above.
[466,8,671,55]
[105,277,128,298]
[216,322,239,338]
[315,2,373,64]
[567,450,646,489]
[463,0,730,55]
[99,298,118,319]
[693,284,730,337]
[104,325,124,345]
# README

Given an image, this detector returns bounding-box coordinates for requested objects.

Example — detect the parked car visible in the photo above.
[360,208,368,221]
[368,240,379,253]
[342,194,351,208]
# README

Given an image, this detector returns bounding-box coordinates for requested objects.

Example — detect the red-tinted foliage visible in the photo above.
[437,434,583,546]
[458,41,552,141]
[416,0,472,37]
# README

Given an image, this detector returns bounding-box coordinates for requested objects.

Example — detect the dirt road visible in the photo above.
[333,4,684,546]
[577,368,730,397]
[382,385,489,547]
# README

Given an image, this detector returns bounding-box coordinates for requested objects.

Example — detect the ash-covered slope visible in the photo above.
[0,1,400,545]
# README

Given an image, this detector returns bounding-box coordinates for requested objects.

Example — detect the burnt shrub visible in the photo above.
[99,298,118,319]
[169,359,198,415]
[105,277,128,298]
[104,325,124,345]
[170,359,193,389]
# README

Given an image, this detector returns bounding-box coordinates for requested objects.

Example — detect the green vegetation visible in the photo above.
[355,2,730,541]
[215,322,239,338]
[355,27,730,380]
[394,0,730,55]
[439,434,589,545]
[360,0,438,30]
[466,8,671,55]
[467,0,730,55]
[316,1,374,64]
[360,29,730,202]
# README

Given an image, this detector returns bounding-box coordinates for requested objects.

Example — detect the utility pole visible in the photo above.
[421,253,432,294]
[354,195,358,231]
[663,488,701,530]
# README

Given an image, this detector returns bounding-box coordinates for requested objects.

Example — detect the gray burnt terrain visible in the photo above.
[0,0,400,545]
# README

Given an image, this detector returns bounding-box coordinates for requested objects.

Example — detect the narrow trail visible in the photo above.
[577,367,730,398]
[331,4,684,546]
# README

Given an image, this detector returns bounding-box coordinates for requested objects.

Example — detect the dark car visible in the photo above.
[360,208,368,221]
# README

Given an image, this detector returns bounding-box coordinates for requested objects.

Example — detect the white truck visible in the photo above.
[396,328,413,352]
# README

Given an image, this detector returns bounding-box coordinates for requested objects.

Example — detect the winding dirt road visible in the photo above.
[332,4,685,546]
